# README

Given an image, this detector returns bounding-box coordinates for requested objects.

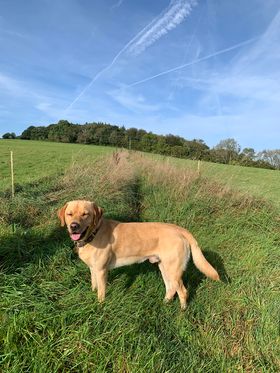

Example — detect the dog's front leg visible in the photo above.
[95,268,108,303]
[90,267,97,291]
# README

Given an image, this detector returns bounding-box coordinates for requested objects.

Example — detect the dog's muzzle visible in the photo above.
[69,224,88,241]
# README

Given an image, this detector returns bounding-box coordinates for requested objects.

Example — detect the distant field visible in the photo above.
[0,139,113,189]
[1,140,279,208]
[152,154,280,209]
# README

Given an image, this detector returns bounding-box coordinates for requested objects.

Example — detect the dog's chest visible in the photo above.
[78,245,96,266]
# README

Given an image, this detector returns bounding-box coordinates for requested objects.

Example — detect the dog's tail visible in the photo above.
[190,239,220,281]
[179,228,220,281]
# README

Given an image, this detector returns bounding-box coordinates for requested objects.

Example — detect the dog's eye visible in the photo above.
[82,212,89,217]
[67,212,73,216]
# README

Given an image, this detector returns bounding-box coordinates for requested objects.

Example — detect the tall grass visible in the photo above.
[0,152,279,372]
[59,151,137,216]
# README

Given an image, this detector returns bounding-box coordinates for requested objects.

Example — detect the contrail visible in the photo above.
[129,0,198,55]
[64,0,197,113]
[127,36,258,87]
[111,0,124,10]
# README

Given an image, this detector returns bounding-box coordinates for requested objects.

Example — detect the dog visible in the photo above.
[58,200,220,310]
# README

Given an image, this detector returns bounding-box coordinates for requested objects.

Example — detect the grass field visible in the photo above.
[0,140,113,190]
[152,154,280,209]
[1,139,280,208]
[0,140,279,372]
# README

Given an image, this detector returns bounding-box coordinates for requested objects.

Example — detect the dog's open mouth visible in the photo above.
[70,233,82,241]
[70,228,88,241]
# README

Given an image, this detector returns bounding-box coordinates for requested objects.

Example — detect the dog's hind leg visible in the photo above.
[159,254,188,310]
[176,279,188,310]
[159,262,179,304]
[163,273,188,310]
[158,262,171,299]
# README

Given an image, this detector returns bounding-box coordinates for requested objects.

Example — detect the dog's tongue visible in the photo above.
[71,233,82,241]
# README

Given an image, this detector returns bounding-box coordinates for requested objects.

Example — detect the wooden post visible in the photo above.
[10,151,15,198]
[10,151,15,233]
[197,160,201,175]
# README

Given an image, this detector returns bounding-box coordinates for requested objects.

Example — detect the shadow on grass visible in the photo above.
[186,249,230,303]
[107,176,144,223]
[204,250,231,284]
[109,261,155,289]
[0,225,72,274]
[109,249,229,305]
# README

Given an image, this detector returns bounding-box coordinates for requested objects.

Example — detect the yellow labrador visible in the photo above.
[58,200,219,309]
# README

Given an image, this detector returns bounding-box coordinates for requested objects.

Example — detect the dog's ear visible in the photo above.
[91,203,104,226]
[57,203,68,227]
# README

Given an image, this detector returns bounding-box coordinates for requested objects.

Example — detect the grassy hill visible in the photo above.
[0,140,113,190]
[1,139,279,207]
[171,156,280,209]
[0,140,279,372]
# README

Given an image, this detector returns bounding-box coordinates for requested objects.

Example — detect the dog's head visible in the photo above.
[58,200,103,242]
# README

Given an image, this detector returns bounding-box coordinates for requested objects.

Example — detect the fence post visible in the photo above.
[10,151,15,233]
[11,151,15,198]
[197,160,201,175]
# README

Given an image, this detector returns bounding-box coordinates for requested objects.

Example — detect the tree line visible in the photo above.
[3,120,279,169]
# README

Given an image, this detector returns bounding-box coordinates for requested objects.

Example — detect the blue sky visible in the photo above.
[0,0,280,150]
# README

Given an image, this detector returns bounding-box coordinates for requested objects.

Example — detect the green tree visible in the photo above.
[165,134,184,147]
[21,126,35,139]
[140,133,158,152]
[170,145,189,158]
[154,136,171,155]
[48,120,79,143]
[108,130,121,147]
[2,132,16,139]
[186,140,209,160]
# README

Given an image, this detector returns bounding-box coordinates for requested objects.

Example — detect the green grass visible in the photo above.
[0,141,279,372]
[1,139,279,207]
[149,154,280,209]
[0,139,113,190]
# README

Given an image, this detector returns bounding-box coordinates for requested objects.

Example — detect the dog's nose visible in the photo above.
[70,222,80,231]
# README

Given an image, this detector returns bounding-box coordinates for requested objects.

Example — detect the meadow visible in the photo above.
[152,154,280,209]
[0,140,112,190]
[0,140,279,372]
[1,139,279,208]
